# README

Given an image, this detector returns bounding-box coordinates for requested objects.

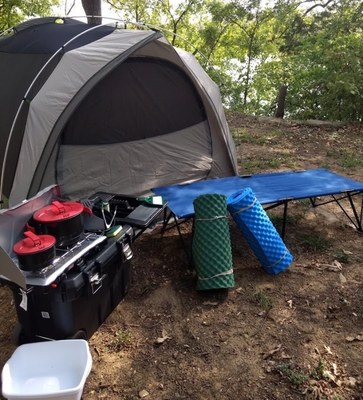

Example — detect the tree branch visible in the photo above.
[303,0,336,16]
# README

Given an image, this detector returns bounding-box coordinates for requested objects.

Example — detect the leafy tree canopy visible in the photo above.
[3,0,362,121]
[0,0,60,31]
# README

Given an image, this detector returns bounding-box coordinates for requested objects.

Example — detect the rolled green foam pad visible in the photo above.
[192,194,234,290]
[227,188,293,275]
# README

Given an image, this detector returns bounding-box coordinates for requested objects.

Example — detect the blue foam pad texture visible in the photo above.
[227,187,293,275]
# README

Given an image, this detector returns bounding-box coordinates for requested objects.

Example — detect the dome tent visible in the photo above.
[0,17,237,207]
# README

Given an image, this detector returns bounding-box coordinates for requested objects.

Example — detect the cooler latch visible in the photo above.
[122,242,133,261]
[90,273,106,294]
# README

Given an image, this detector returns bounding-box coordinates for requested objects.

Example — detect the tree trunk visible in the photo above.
[275,85,287,119]
[81,0,102,25]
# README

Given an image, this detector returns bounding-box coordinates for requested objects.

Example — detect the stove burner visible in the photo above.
[22,233,107,286]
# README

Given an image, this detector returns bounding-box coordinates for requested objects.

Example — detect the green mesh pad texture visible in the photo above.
[192,194,234,290]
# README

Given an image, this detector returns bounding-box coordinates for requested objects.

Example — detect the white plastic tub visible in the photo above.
[1,339,92,400]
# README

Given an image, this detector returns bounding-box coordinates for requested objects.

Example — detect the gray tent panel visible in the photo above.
[57,121,212,199]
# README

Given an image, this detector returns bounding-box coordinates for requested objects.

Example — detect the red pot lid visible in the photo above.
[13,231,56,255]
[33,200,84,223]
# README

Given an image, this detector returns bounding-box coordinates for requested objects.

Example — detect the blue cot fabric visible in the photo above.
[227,188,293,275]
[153,168,363,219]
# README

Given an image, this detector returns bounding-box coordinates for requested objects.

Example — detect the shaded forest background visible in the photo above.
[1,0,362,122]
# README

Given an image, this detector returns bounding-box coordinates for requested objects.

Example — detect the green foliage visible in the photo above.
[252,290,272,309]
[208,0,362,121]
[268,212,300,228]
[276,363,309,386]
[299,232,332,252]
[310,358,326,380]
[251,0,363,121]
[333,250,350,263]
[326,148,363,169]
[0,0,60,31]
[108,329,133,351]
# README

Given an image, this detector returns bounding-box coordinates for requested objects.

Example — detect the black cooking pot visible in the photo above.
[13,231,56,272]
[33,200,85,248]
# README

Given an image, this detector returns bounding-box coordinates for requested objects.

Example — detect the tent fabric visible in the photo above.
[8,28,163,205]
[0,19,115,197]
[0,18,238,208]
[153,168,363,219]
[0,20,114,53]
[62,58,206,144]
[57,121,213,199]
[175,48,236,172]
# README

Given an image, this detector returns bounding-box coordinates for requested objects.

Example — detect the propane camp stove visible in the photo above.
[21,233,107,287]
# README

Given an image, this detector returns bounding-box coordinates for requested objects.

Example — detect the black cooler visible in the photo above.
[8,226,133,343]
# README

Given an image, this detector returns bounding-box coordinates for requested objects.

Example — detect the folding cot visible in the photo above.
[153,168,363,239]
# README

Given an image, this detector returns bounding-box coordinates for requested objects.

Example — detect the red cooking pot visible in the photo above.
[33,200,85,248]
[13,231,56,272]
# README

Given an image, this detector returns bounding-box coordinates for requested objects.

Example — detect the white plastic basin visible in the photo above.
[1,339,92,400]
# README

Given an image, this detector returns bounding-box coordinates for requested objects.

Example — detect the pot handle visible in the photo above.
[24,230,41,246]
[51,200,66,214]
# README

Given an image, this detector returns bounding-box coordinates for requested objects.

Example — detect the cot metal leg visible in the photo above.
[160,211,193,266]
[333,193,362,232]
[310,191,362,232]
[281,201,288,239]
[264,200,289,239]
[160,209,173,235]
[347,192,362,231]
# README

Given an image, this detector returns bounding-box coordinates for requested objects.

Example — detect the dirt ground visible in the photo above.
[0,113,362,399]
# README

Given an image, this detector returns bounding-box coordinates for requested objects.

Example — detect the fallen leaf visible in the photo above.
[346,377,357,387]
[342,249,353,255]
[202,301,219,306]
[331,260,343,271]
[139,389,149,398]
[345,334,363,342]
[317,260,342,272]
[280,351,292,359]
[155,329,171,345]
[263,344,282,359]
[339,273,347,283]
[323,370,336,382]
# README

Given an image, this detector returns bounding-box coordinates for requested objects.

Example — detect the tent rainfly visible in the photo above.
[0,17,237,207]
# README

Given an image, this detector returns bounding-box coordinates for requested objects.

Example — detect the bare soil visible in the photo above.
[0,113,362,399]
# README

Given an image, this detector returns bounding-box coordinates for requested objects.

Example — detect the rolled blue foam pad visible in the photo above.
[227,187,293,275]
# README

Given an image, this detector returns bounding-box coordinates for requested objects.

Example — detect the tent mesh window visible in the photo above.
[62,58,207,145]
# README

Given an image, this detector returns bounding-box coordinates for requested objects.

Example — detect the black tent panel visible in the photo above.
[0,19,114,54]
[0,54,50,197]
[62,58,206,145]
